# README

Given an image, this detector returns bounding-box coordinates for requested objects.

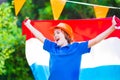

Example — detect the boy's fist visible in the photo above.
[115,16,120,29]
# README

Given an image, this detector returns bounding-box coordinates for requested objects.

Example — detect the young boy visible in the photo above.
[24,16,118,80]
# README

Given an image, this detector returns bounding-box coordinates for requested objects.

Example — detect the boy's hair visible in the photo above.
[62,30,73,44]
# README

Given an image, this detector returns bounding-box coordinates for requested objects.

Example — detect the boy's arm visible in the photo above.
[24,19,46,43]
[88,16,117,48]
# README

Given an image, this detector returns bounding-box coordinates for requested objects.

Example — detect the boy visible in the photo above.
[24,16,119,80]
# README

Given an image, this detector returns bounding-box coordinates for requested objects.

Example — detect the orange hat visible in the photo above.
[49,23,74,40]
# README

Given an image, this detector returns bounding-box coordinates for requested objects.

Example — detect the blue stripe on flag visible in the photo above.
[80,65,120,80]
[30,63,49,80]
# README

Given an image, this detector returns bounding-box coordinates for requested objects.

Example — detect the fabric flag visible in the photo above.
[22,18,120,80]
[14,0,26,16]
[50,0,67,20]
[94,6,109,18]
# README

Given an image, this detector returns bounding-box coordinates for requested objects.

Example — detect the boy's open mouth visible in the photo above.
[56,38,60,42]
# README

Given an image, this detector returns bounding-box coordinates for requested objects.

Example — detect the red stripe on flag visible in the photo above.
[22,17,120,41]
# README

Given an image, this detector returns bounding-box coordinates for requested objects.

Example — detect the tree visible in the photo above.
[0,2,33,80]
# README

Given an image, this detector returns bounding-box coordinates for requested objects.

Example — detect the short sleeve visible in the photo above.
[78,41,91,54]
[43,39,56,52]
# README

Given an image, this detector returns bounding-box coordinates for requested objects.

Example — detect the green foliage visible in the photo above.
[38,2,53,20]
[0,2,16,74]
[62,2,94,19]
[18,0,35,19]
[115,0,120,5]
[0,2,33,80]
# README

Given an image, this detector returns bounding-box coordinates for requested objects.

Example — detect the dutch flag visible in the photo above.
[22,17,120,80]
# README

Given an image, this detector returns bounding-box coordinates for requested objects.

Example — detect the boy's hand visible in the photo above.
[114,16,120,29]
[24,19,31,26]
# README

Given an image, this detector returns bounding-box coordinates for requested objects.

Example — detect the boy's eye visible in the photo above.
[54,31,60,36]
[56,31,60,34]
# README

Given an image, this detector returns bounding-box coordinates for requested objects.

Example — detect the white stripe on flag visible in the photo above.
[81,37,120,68]
[26,38,49,66]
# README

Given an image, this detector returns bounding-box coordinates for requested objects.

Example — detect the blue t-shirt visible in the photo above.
[43,39,91,80]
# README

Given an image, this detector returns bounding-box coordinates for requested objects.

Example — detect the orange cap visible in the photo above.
[49,23,74,40]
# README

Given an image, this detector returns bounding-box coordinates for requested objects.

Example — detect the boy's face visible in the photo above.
[54,28,68,47]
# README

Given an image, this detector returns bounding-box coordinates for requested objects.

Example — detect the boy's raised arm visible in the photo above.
[88,16,117,48]
[24,19,46,43]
